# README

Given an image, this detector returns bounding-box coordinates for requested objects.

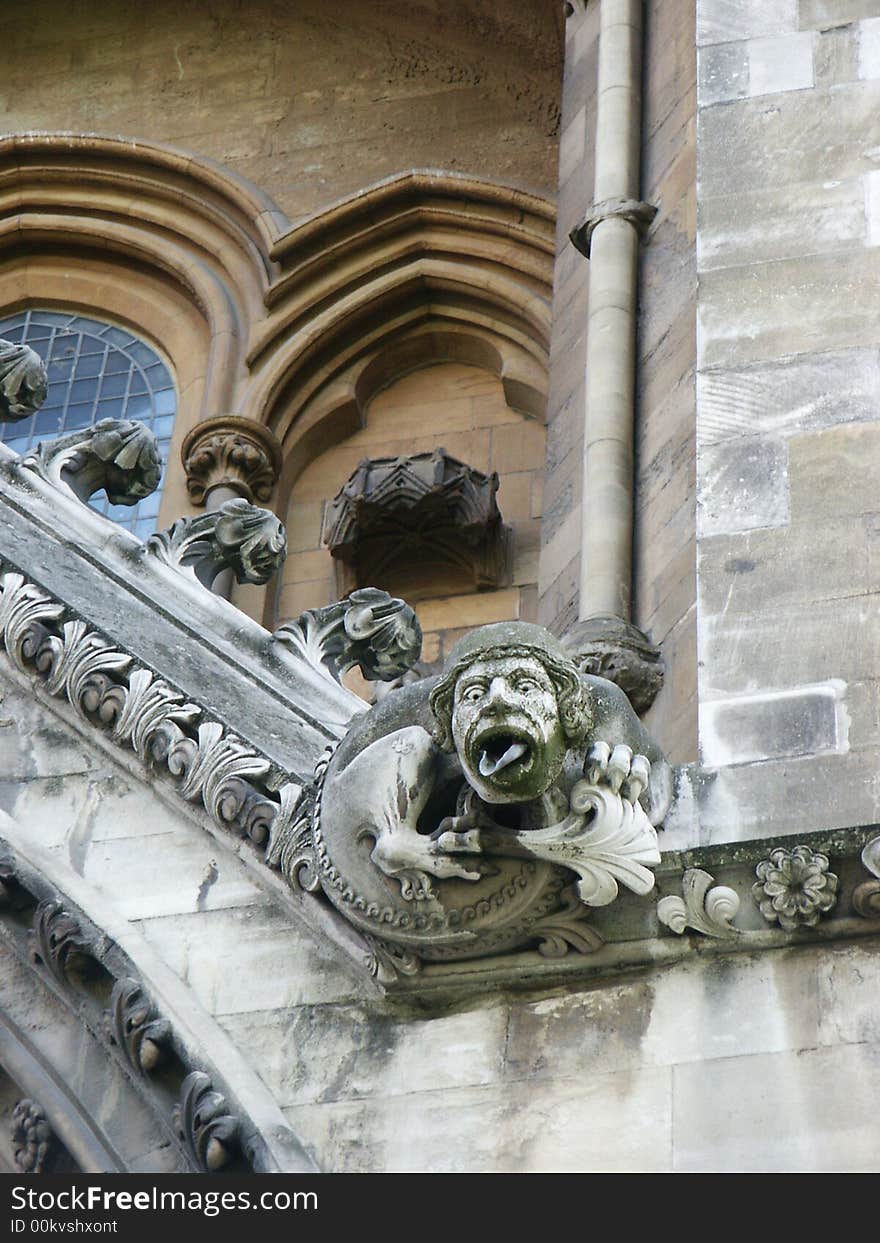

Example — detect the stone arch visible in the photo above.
[0,812,316,1174]
[0,132,285,525]
[244,171,554,505]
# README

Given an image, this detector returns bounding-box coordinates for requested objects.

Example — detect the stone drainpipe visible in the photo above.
[181,415,283,600]
[564,0,663,715]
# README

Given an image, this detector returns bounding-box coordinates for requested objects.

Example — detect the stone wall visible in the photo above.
[539,0,698,765]
[4,671,879,1173]
[277,362,544,671]
[3,0,562,221]
[695,0,880,840]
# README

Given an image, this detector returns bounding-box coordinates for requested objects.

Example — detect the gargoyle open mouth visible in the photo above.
[474,728,534,779]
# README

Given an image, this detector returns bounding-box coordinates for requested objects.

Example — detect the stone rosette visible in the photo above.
[752,845,838,931]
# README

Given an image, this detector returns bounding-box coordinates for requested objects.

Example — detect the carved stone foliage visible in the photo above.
[11,1099,57,1174]
[0,563,284,857]
[21,419,162,507]
[657,869,741,938]
[322,448,508,591]
[563,615,664,715]
[0,339,48,422]
[106,978,172,1075]
[146,497,287,587]
[173,1072,240,1173]
[274,588,422,684]
[853,834,880,918]
[0,849,289,1172]
[30,900,100,988]
[752,846,839,930]
[294,620,671,969]
[181,416,283,506]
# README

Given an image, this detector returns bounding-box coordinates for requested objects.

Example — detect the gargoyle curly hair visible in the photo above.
[428,622,591,753]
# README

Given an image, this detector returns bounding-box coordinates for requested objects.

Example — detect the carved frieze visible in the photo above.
[323,448,508,591]
[0,339,48,423]
[11,1099,57,1174]
[752,846,839,930]
[852,834,880,918]
[173,1072,240,1173]
[181,416,283,506]
[0,848,298,1173]
[106,978,172,1075]
[657,869,741,938]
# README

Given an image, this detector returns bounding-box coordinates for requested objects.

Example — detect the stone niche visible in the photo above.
[322,448,509,600]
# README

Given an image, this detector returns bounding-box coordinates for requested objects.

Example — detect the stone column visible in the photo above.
[561,0,663,714]
[181,415,283,599]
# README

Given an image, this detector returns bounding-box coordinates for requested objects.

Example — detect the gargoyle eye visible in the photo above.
[460,683,485,702]
[514,678,540,695]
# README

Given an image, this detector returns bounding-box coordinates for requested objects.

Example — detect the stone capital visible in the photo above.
[181,416,283,507]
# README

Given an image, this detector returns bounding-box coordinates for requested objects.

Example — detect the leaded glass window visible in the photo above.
[0,310,176,539]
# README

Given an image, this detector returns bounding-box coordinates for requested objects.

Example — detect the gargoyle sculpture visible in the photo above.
[282,619,671,964]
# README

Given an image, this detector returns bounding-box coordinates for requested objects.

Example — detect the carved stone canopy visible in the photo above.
[322,448,507,592]
[181,415,283,507]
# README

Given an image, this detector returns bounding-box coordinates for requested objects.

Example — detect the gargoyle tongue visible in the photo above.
[478,739,528,777]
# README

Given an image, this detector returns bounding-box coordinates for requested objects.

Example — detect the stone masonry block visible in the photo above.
[697,248,880,370]
[747,32,815,96]
[698,40,749,106]
[696,349,880,445]
[697,177,866,272]
[699,680,848,767]
[697,79,880,199]
[697,0,798,46]
[697,436,789,538]
[673,1042,880,1172]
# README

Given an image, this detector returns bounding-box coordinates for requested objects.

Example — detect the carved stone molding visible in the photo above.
[569,197,659,258]
[146,498,288,587]
[181,416,283,506]
[21,419,162,508]
[323,449,508,591]
[657,869,741,939]
[173,1072,241,1173]
[0,340,48,423]
[106,978,172,1075]
[562,614,664,714]
[0,845,305,1173]
[853,834,880,918]
[30,900,101,989]
[752,846,839,930]
[11,1099,57,1174]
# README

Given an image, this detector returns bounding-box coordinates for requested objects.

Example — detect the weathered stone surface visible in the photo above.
[697,349,880,445]
[700,681,848,767]
[698,248,880,370]
[220,1004,509,1108]
[697,0,798,46]
[136,907,369,1014]
[698,177,867,271]
[698,596,880,694]
[672,1042,880,1172]
[698,79,880,200]
[283,1068,674,1173]
[697,436,789,537]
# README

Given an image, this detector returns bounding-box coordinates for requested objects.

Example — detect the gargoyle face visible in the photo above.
[451,654,567,804]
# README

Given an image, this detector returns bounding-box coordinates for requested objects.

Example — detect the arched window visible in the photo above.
[0,310,176,538]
